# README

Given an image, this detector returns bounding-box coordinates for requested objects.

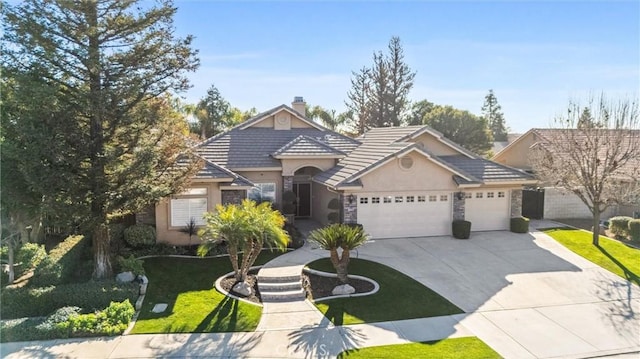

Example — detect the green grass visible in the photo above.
[130,251,282,334]
[307,258,463,325]
[338,337,501,358]
[543,228,640,286]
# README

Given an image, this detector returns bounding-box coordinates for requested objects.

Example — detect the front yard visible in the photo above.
[337,337,501,359]
[130,251,282,334]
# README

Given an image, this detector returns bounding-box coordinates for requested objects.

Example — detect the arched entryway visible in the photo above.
[292,166,322,218]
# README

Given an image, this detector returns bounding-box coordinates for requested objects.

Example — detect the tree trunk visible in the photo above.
[592,209,601,246]
[336,249,350,284]
[7,244,15,284]
[93,223,112,279]
[228,243,241,281]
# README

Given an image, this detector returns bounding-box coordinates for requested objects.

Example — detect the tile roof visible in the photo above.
[175,155,254,186]
[438,155,535,182]
[272,135,347,157]
[197,127,360,169]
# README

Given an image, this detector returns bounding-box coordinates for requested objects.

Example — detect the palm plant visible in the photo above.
[308,224,368,283]
[179,217,198,246]
[198,200,289,288]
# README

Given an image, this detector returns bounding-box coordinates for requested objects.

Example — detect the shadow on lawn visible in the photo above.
[195,295,239,332]
[288,323,366,359]
[596,245,640,287]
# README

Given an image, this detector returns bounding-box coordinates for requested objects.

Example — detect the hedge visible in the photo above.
[0,280,138,319]
[510,217,530,233]
[30,235,89,287]
[610,216,633,238]
[629,219,640,242]
[124,224,156,248]
[452,220,471,239]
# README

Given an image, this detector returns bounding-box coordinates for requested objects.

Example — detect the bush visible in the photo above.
[117,255,145,275]
[629,219,640,242]
[124,224,156,248]
[510,217,530,233]
[1,280,138,319]
[327,212,340,223]
[1,317,48,342]
[15,243,47,277]
[452,220,471,239]
[68,300,134,337]
[31,235,88,286]
[109,223,128,256]
[285,223,304,249]
[610,216,633,238]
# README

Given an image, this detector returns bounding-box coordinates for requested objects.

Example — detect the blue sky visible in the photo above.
[173,1,639,133]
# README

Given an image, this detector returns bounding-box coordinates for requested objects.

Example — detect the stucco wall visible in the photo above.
[312,182,338,225]
[493,133,535,170]
[358,154,458,192]
[281,158,336,176]
[156,182,221,246]
[250,111,312,129]
[410,132,462,156]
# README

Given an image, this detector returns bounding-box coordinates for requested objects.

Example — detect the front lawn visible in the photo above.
[130,251,282,334]
[543,228,639,286]
[306,258,463,325]
[337,337,501,358]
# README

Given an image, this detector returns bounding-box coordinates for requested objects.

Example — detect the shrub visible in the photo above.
[629,219,640,242]
[1,280,138,319]
[452,220,471,239]
[124,224,156,248]
[609,216,633,238]
[109,223,128,255]
[1,317,48,342]
[68,300,134,337]
[31,235,88,286]
[327,212,340,223]
[510,217,530,233]
[117,255,145,275]
[15,242,47,277]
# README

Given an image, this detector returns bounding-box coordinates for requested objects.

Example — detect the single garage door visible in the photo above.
[465,190,510,231]
[357,192,452,239]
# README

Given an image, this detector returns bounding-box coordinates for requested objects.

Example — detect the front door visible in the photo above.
[293,183,311,217]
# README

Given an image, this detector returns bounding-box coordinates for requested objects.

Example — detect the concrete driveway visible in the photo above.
[354,229,640,358]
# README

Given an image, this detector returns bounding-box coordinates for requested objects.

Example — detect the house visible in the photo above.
[492,128,640,219]
[155,97,536,245]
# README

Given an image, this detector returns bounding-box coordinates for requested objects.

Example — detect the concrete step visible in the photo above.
[260,288,306,302]
[257,274,301,283]
[258,280,302,292]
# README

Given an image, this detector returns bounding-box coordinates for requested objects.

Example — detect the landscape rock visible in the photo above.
[332,284,356,296]
[151,303,168,313]
[233,281,253,296]
[116,271,135,283]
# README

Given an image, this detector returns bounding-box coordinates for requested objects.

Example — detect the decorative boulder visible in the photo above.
[232,281,253,296]
[116,271,135,283]
[332,284,356,296]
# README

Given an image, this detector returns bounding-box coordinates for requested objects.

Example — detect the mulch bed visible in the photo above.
[302,272,374,300]
[219,268,262,303]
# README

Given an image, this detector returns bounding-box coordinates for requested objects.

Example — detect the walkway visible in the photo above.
[3,221,640,358]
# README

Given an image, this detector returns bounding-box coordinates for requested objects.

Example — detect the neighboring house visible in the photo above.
[491,133,521,156]
[492,128,639,219]
[155,97,535,245]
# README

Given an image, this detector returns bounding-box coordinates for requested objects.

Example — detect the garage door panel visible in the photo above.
[465,190,510,231]
[357,192,452,239]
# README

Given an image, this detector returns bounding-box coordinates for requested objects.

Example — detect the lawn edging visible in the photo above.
[303,267,379,302]
[123,274,148,335]
[215,266,263,307]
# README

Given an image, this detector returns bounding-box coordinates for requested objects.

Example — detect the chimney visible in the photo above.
[292,96,306,116]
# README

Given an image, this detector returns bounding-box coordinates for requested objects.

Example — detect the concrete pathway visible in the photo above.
[3,224,639,358]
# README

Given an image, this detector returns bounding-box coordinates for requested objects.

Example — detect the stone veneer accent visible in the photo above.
[342,194,357,224]
[510,189,523,217]
[136,205,156,225]
[222,190,245,205]
[453,192,465,221]
[283,176,293,193]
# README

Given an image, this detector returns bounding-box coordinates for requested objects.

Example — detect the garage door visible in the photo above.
[357,192,452,239]
[465,190,510,231]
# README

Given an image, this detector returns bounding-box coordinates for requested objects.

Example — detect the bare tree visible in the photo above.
[530,95,640,245]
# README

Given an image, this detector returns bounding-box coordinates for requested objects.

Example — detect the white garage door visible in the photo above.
[357,192,452,239]
[465,190,510,231]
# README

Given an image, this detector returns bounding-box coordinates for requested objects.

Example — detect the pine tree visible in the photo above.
[196,84,230,139]
[481,90,507,141]
[2,0,199,279]
[369,51,391,127]
[577,107,596,128]
[386,37,416,126]
[345,67,372,135]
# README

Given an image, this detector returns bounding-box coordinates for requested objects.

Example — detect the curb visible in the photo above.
[302,267,379,302]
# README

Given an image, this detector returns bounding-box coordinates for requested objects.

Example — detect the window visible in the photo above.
[171,198,207,227]
[487,192,494,198]
[429,195,437,202]
[247,183,276,203]
[395,196,403,203]
[372,197,380,204]
[406,196,415,203]
[440,194,448,202]
[465,192,472,199]
[498,191,505,198]
[418,195,426,202]
[476,192,483,199]
[360,197,368,204]
[180,188,207,195]
[383,196,392,203]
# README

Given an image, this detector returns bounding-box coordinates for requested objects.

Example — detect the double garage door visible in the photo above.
[357,192,452,239]
[356,190,511,239]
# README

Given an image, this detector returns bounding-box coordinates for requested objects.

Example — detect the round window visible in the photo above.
[399,156,414,170]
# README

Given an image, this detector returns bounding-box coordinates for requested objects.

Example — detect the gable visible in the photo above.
[243,108,319,130]
[359,153,458,192]
[492,131,536,170]
[409,132,464,156]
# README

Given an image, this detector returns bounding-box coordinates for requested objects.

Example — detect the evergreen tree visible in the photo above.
[386,37,416,126]
[369,51,391,127]
[2,0,199,279]
[196,84,230,139]
[481,90,508,141]
[345,66,372,135]
[423,106,493,156]
[577,107,596,128]
[408,99,436,125]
